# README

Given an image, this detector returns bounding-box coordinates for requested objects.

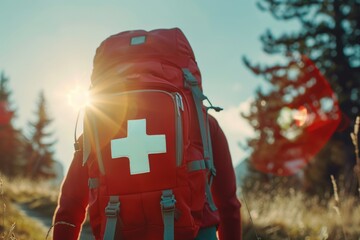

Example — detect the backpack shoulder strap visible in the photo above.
[182,69,211,162]
[182,68,222,212]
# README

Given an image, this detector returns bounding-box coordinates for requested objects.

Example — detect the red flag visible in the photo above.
[252,56,341,176]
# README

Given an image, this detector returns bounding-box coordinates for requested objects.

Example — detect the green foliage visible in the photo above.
[0,72,23,178]
[24,91,57,179]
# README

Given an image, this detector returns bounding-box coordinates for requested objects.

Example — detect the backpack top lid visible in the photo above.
[90,28,199,87]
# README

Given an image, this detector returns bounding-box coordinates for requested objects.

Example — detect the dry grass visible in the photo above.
[3,178,59,204]
[1,175,359,240]
[240,185,360,240]
[0,176,57,240]
[240,116,360,240]
[350,116,360,196]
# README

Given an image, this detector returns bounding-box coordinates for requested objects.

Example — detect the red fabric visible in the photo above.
[208,116,242,240]
[52,145,89,239]
[53,116,241,240]
[84,89,204,239]
[252,56,341,176]
[90,28,202,91]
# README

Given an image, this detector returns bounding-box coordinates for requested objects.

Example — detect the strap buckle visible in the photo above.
[74,141,81,151]
[160,190,176,240]
[160,191,176,212]
[105,196,120,217]
[88,178,100,189]
[204,160,217,177]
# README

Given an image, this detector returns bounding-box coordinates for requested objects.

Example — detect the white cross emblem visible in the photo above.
[111,119,167,175]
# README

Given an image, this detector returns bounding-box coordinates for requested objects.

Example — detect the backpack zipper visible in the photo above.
[174,92,184,166]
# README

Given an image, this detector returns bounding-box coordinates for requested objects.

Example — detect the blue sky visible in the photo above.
[0,1,296,173]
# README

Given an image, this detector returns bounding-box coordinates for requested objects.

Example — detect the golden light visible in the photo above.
[278,106,308,140]
[293,106,308,127]
[67,86,91,109]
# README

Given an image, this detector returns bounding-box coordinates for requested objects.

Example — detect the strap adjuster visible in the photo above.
[204,160,217,177]
[105,196,120,217]
[160,190,176,240]
[74,141,81,151]
[160,191,176,212]
[88,178,100,189]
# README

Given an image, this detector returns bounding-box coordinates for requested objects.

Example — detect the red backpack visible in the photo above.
[78,28,221,240]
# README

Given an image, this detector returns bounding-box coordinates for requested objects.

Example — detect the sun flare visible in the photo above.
[67,86,91,109]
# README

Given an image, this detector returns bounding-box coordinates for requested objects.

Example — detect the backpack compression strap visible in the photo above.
[160,190,176,240]
[104,196,122,240]
[82,112,106,174]
[182,68,222,212]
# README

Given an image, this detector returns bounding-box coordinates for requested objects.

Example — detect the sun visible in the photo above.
[67,86,91,110]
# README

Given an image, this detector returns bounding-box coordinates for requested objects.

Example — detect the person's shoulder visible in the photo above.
[208,114,221,132]
[208,113,215,123]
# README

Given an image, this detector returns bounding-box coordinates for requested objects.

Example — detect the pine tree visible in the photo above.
[25,90,57,179]
[243,0,360,193]
[0,72,22,177]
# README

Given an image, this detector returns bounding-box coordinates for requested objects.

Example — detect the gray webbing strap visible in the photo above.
[90,114,106,175]
[205,181,217,212]
[182,68,219,212]
[88,178,99,189]
[182,69,210,161]
[104,196,121,240]
[205,109,216,177]
[204,106,218,212]
[188,159,206,172]
[74,110,81,152]
[188,159,217,211]
[82,112,91,166]
[160,190,176,240]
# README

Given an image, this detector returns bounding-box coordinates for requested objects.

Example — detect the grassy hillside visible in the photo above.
[240,183,360,240]
[0,177,58,240]
[0,173,359,239]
